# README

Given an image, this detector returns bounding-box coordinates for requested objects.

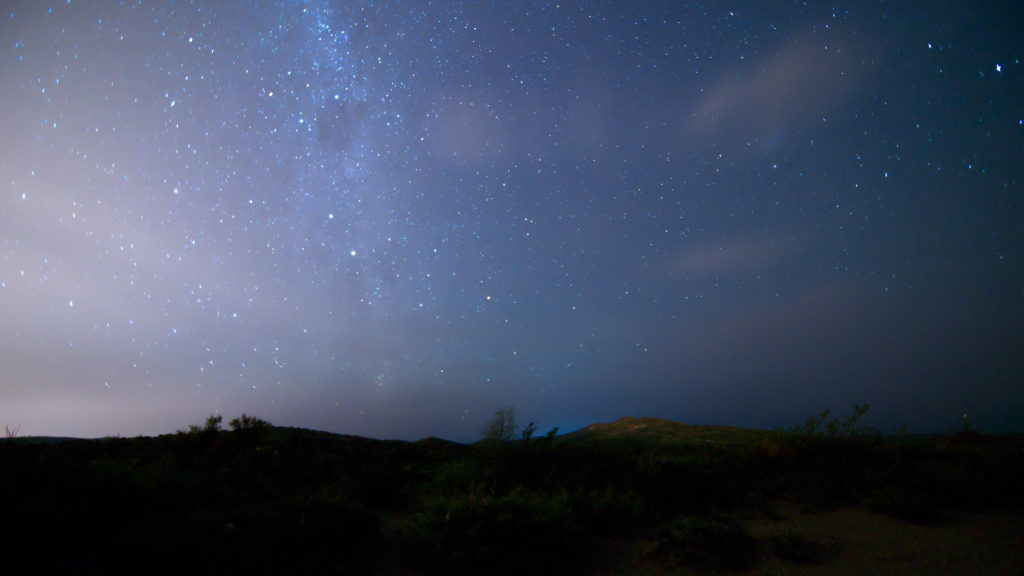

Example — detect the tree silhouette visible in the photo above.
[481,406,518,441]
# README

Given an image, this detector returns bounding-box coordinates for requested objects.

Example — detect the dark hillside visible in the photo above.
[1,416,1021,575]
[561,416,770,446]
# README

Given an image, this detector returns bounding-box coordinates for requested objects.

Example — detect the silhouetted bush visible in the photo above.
[227,413,271,446]
[629,450,753,518]
[570,487,647,534]
[869,439,1024,515]
[408,489,583,576]
[178,413,225,447]
[481,406,519,442]
[789,404,876,440]
[201,413,223,432]
[769,531,839,564]
[755,405,887,508]
[4,411,1022,574]
[653,513,760,571]
[229,413,270,431]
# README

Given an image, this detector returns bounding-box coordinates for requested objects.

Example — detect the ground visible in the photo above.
[596,502,1024,576]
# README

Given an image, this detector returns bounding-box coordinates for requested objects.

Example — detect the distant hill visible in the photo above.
[561,416,769,446]
[4,416,1022,574]
[8,436,84,445]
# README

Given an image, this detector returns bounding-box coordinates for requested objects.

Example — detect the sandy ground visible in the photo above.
[599,503,1024,576]
[749,504,1024,576]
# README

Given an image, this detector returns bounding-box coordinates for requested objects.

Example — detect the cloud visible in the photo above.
[679,30,873,149]
[673,238,790,275]
[669,229,811,277]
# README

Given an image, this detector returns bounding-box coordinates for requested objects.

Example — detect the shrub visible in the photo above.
[481,406,519,442]
[631,454,750,518]
[408,489,582,576]
[571,487,646,534]
[204,414,223,432]
[426,459,490,499]
[184,414,223,435]
[788,404,877,440]
[654,514,760,571]
[228,414,270,431]
[761,404,885,506]
[769,531,839,564]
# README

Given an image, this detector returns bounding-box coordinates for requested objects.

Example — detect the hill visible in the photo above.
[2,417,1022,575]
[561,416,770,445]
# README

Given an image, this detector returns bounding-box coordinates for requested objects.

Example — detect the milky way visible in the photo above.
[2,1,1022,440]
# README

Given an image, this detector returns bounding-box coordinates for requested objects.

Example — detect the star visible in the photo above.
[0,0,1020,440]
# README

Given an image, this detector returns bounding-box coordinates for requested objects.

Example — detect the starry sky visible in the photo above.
[2,1,1022,441]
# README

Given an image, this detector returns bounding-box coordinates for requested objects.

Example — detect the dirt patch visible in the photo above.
[596,503,1024,576]
[751,503,1024,576]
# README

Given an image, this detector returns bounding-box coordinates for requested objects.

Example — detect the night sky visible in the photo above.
[2,1,1022,441]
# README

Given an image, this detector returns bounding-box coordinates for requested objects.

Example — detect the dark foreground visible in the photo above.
[2,416,1021,575]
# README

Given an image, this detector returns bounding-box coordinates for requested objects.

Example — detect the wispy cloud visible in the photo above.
[681,29,873,148]
[672,237,791,275]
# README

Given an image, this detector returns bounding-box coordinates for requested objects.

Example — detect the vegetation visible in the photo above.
[183,413,224,434]
[230,413,271,431]
[654,513,760,571]
[0,407,1021,574]
[768,531,839,564]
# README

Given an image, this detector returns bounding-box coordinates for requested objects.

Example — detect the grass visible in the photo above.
[1,410,1021,574]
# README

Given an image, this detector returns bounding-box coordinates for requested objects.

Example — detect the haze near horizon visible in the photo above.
[2,1,1022,442]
